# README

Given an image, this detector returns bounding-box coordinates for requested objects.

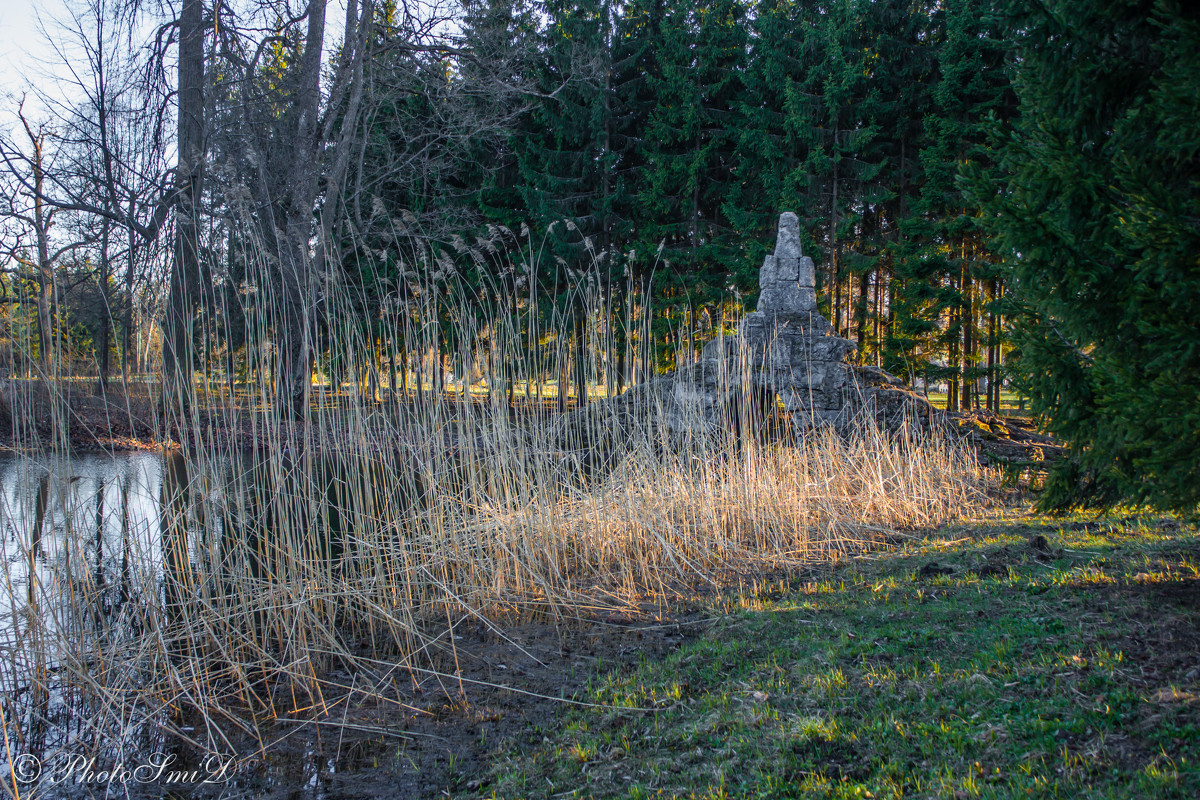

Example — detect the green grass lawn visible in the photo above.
[924,391,1029,415]
[477,513,1199,799]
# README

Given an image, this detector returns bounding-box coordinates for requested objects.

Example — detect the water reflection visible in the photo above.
[1,454,161,751]
[0,447,429,799]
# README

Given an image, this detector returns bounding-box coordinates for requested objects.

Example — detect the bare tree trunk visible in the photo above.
[992,281,1004,411]
[400,343,409,395]
[37,267,53,375]
[856,269,870,356]
[574,309,588,407]
[960,248,974,412]
[277,243,315,418]
[122,195,136,381]
[162,0,204,411]
[437,344,447,396]
[557,338,569,412]
[97,219,112,394]
[887,275,898,380]
[830,156,840,337]
[22,119,55,376]
[275,0,366,419]
[948,269,959,413]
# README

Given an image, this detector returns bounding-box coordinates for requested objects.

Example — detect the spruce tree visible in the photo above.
[514,0,620,404]
[892,0,1012,400]
[729,0,822,299]
[984,0,1200,509]
[846,0,936,365]
[777,0,886,335]
[608,0,667,390]
[637,0,749,368]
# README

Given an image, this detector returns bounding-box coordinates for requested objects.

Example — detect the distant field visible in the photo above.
[925,390,1031,416]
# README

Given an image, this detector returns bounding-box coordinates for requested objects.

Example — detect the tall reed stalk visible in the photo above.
[0,227,992,783]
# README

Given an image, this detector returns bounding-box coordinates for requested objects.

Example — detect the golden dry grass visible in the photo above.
[0,247,995,775]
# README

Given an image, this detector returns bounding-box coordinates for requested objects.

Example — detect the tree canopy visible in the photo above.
[1,0,1197,510]
[980,0,1200,510]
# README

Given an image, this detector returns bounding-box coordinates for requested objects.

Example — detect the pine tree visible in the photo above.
[889,0,1012,401]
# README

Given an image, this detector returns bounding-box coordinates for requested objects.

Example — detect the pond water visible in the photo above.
[1,453,168,696]
[0,448,432,798]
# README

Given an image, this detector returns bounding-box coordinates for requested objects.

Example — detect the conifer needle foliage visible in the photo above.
[981,0,1200,511]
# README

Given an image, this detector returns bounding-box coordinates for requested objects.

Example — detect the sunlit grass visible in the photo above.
[483,515,1200,799]
[927,389,1028,414]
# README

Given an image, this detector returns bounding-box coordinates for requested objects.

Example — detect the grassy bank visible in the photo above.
[480,512,1200,799]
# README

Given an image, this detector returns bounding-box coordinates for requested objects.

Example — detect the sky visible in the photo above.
[0,0,44,69]
[0,0,357,125]
[0,0,76,120]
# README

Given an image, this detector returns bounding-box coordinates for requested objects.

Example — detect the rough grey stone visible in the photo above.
[557,212,947,453]
[756,212,819,319]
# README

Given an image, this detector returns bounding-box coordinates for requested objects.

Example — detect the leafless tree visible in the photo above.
[206,0,375,417]
[0,102,94,375]
[159,0,205,409]
[1,0,174,388]
[55,0,174,389]
[2,0,540,419]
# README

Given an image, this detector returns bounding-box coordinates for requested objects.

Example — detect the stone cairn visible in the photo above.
[557,212,943,454]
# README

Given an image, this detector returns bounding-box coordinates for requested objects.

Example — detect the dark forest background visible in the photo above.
[1,0,1196,509]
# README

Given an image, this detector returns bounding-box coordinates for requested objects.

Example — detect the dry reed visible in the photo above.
[0,229,993,788]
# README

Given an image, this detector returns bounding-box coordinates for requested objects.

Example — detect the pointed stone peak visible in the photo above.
[757,211,817,315]
[774,212,802,261]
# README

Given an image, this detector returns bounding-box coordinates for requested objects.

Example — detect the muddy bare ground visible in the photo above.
[101,604,716,800]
